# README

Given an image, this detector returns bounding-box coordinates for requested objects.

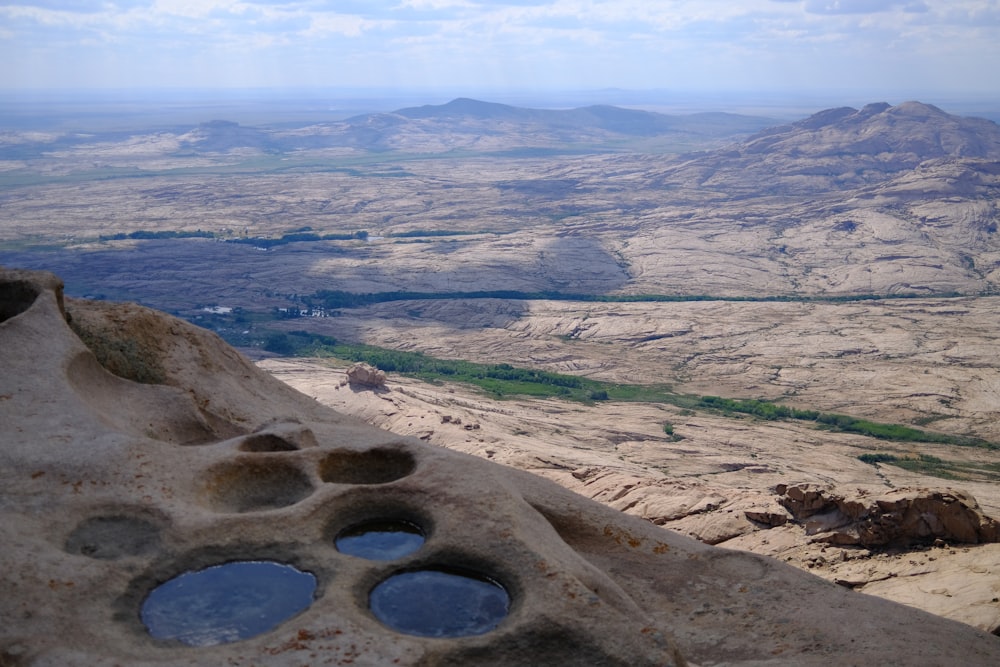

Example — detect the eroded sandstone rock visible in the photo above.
[4,268,1000,665]
[777,483,1000,546]
[347,362,387,389]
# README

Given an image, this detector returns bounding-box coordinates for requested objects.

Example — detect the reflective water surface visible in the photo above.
[335,519,425,561]
[141,560,317,646]
[370,567,510,637]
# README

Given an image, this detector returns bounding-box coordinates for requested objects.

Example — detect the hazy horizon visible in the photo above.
[3,1,998,101]
[3,85,1000,133]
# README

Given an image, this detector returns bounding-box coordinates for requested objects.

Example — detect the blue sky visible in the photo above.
[2,0,998,98]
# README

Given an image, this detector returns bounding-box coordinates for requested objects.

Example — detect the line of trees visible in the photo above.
[228,230,368,248]
[100,230,214,240]
[307,288,959,311]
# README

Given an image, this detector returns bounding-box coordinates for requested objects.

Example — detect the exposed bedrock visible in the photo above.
[776,483,1000,546]
[3,267,1000,665]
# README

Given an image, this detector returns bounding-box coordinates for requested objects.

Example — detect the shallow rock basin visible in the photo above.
[140,561,317,646]
[370,567,510,638]
[335,519,426,561]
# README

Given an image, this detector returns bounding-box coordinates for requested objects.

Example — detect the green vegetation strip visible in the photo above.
[305,288,958,309]
[858,453,1000,482]
[261,328,995,450]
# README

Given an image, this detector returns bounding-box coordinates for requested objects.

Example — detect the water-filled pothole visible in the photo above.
[140,561,316,646]
[335,520,425,561]
[370,567,510,638]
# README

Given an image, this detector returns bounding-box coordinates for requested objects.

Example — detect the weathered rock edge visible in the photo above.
[2,267,999,666]
[776,482,1000,546]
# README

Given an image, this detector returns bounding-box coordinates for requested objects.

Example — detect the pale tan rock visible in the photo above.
[264,356,1000,636]
[780,483,840,518]
[777,484,1000,547]
[2,269,683,666]
[346,361,387,388]
[744,503,790,527]
[6,268,1000,664]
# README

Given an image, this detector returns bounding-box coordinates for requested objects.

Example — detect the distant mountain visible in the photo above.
[0,98,780,158]
[652,101,1000,196]
[394,97,536,121]
[743,101,1000,161]
[392,97,697,136]
[385,97,777,139]
[9,98,996,173]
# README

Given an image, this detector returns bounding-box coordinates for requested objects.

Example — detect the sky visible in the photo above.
[1,0,999,100]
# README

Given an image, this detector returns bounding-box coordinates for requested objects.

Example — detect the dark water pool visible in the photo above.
[370,568,510,638]
[140,560,316,646]
[335,519,425,561]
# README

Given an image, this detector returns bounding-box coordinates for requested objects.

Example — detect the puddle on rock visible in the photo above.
[141,561,316,646]
[370,567,510,638]
[335,520,425,561]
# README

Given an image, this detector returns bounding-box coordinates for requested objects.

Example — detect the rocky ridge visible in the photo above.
[653,100,1000,196]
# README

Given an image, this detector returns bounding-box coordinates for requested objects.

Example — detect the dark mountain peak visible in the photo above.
[396,98,523,120]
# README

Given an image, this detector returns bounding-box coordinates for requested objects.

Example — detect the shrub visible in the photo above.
[263,332,295,355]
[858,453,898,464]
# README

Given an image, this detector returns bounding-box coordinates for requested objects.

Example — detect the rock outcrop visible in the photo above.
[4,267,1000,665]
[266,356,1000,636]
[346,362,387,389]
[777,483,1000,546]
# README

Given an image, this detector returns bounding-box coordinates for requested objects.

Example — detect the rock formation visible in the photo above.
[346,362,387,389]
[775,483,1000,546]
[3,267,1000,665]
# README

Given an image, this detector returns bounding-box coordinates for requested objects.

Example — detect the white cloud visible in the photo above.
[0,0,997,93]
[803,0,905,14]
[398,0,474,9]
[301,12,378,38]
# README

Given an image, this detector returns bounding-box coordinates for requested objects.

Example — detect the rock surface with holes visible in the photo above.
[3,267,1000,666]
